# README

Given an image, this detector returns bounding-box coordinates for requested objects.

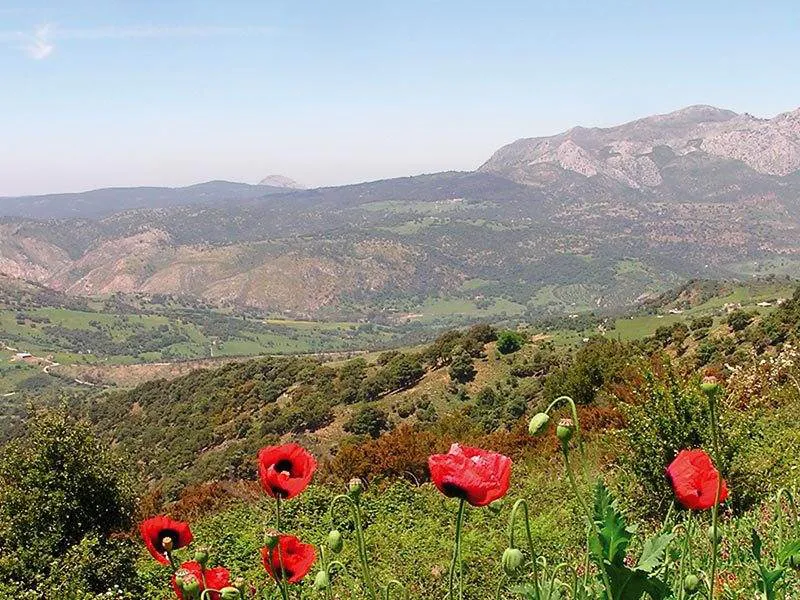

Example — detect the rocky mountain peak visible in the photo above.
[480,104,800,187]
[258,175,306,189]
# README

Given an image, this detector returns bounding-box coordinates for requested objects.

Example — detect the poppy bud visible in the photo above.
[528,413,550,436]
[194,547,209,568]
[220,587,241,600]
[502,547,524,576]
[348,477,363,499]
[556,418,574,443]
[488,499,505,515]
[700,377,721,397]
[162,536,174,552]
[181,574,202,599]
[327,529,344,554]
[684,574,700,594]
[313,570,330,591]
[707,524,722,544]
[264,530,280,550]
[788,553,800,570]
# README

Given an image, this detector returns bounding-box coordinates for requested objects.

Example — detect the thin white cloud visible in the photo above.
[58,25,274,39]
[24,24,53,60]
[1,23,273,59]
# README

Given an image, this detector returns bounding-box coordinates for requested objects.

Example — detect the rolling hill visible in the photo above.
[1,106,799,319]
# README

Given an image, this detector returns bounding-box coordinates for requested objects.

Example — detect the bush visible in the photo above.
[726,308,755,332]
[496,330,525,354]
[0,409,138,596]
[615,362,753,516]
[689,315,713,330]
[344,405,389,439]
[448,347,476,384]
[543,337,628,404]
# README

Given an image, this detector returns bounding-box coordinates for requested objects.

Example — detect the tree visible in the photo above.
[726,309,754,332]
[344,405,389,439]
[543,337,628,404]
[448,347,477,384]
[384,354,425,391]
[0,408,139,596]
[497,330,526,354]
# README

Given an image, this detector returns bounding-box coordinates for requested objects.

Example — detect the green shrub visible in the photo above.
[496,330,525,354]
[543,337,628,404]
[344,405,389,439]
[616,364,755,516]
[726,308,755,332]
[448,347,476,383]
[0,408,138,596]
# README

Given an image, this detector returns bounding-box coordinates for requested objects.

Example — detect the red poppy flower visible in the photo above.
[258,443,317,499]
[171,560,231,600]
[140,515,193,565]
[666,449,729,511]
[260,534,317,584]
[428,443,512,507]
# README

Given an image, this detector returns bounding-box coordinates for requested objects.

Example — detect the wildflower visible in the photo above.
[327,529,344,554]
[556,418,575,443]
[172,561,231,600]
[140,515,193,565]
[348,477,364,500]
[428,443,512,507]
[502,547,524,575]
[313,570,330,591]
[707,524,723,544]
[260,534,317,584]
[684,574,700,594]
[666,449,728,510]
[194,547,209,568]
[528,412,550,436]
[258,443,317,499]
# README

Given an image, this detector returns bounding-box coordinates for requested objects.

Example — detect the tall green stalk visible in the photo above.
[562,445,613,600]
[330,493,378,600]
[544,396,588,475]
[271,497,289,600]
[448,498,467,600]
[705,385,723,600]
[508,499,541,600]
[677,512,694,600]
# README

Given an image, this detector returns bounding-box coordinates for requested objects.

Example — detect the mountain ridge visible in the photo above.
[1,104,799,318]
[480,104,800,188]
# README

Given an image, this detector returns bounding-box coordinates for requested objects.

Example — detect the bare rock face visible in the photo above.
[480,105,800,187]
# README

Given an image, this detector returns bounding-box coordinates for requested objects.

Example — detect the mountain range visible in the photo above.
[1,105,799,319]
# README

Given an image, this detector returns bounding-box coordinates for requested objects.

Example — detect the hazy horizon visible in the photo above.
[2,0,799,196]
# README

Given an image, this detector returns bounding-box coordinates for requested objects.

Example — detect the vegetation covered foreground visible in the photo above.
[2,286,800,598]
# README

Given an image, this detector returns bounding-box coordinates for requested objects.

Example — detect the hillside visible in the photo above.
[0,181,290,219]
[38,280,794,496]
[1,107,800,319]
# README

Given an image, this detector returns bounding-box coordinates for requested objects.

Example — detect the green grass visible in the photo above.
[411,297,526,323]
[613,314,684,340]
[360,199,494,214]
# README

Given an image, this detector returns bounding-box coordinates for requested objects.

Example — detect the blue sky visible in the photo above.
[1,0,799,195]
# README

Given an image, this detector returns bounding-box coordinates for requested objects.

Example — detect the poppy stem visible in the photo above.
[545,396,588,479]
[706,387,723,600]
[561,444,613,600]
[775,488,799,542]
[275,497,289,600]
[508,499,541,600]
[677,511,693,600]
[166,550,178,571]
[448,498,467,600]
[384,579,408,600]
[329,493,378,600]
